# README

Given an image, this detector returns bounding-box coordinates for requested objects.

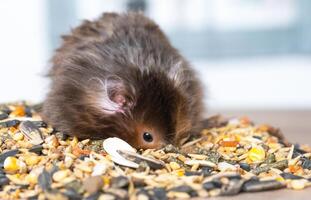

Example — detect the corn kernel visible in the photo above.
[248,146,266,162]
[276,177,284,182]
[176,169,185,177]
[103,176,110,186]
[4,156,19,172]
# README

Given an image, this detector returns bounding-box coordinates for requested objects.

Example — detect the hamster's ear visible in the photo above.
[168,61,186,87]
[97,76,136,115]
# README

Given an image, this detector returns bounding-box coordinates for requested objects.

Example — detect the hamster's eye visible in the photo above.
[143,132,153,142]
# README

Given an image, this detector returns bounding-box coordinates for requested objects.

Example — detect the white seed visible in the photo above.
[103,137,138,168]
[76,163,93,173]
[187,154,207,160]
[53,170,70,182]
[184,159,216,168]
[64,156,74,168]
[218,162,237,172]
[92,163,107,176]
[290,179,308,190]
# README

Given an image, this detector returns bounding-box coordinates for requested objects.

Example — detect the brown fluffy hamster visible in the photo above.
[43,12,204,149]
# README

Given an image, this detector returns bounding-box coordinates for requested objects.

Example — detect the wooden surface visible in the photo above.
[202,110,311,200]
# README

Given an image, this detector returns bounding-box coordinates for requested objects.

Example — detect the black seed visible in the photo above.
[133,178,146,188]
[137,188,151,199]
[110,176,129,189]
[201,166,213,176]
[0,113,8,120]
[25,106,32,117]
[301,157,311,170]
[0,174,9,186]
[8,119,21,127]
[105,188,128,199]
[38,169,52,191]
[242,179,285,192]
[221,178,244,195]
[0,119,20,128]
[49,165,59,176]
[203,182,218,191]
[29,145,43,155]
[27,195,38,200]
[253,135,262,140]
[19,184,29,189]
[292,151,301,159]
[152,187,167,200]
[31,121,48,128]
[63,188,82,200]
[170,185,197,197]
[228,174,242,180]
[0,149,19,165]
[79,155,88,160]
[211,179,223,188]
[280,172,303,180]
[185,171,202,176]
[294,144,307,155]
[239,163,251,172]
[55,132,68,140]
[66,180,84,194]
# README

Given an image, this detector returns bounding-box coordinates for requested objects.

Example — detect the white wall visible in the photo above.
[194,56,311,109]
[0,0,49,103]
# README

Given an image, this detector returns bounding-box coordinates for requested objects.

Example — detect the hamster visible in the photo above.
[42,12,204,149]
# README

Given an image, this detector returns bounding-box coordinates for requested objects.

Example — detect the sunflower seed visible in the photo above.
[280,172,304,180]
[110,176,129,189]
[242,179,285,192]
[0,113,8,120]
[38,169,52,191]
[169,185,198,197]
[20,121,43,145]
[118,150,165,170]
[0,119,20,128]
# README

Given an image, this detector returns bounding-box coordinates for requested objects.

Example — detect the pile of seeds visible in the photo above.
[0,103,310,200]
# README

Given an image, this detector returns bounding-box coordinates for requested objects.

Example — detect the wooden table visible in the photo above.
[203,110,311,200]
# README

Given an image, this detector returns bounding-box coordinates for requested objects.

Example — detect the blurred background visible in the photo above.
[0,0,310,113]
